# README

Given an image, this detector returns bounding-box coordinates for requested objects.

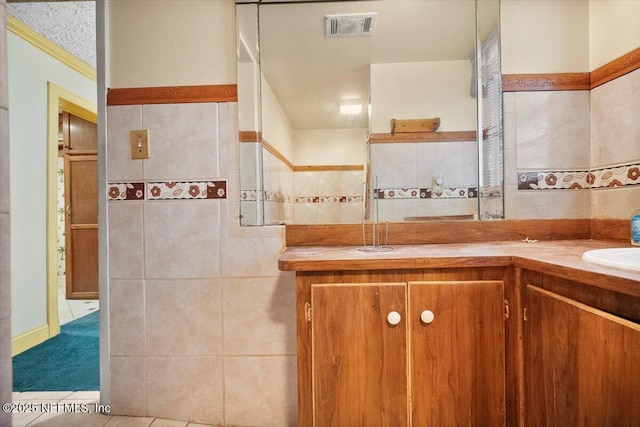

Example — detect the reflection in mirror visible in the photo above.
[237,3,264,225]
[477,0,504,220]
[236,0,503,226]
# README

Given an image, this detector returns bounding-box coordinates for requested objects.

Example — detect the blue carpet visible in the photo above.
[13,310,99,391]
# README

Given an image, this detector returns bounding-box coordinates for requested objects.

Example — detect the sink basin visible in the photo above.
[582,247,640,272]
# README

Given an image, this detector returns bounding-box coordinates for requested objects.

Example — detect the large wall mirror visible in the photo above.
[236,0,503,226]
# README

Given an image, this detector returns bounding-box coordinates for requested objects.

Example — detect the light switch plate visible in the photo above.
[130,130,150,159]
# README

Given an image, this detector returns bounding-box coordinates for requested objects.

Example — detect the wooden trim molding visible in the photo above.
[293,165,364,172]
[285,219,592,246]
[502,73,591,92]
[503,48,640,92]
[12,324,50,356]
[590,47,640,89]
[107,84,237,105]
[262,138,295,171]
[285,218,632,246]
[256,137,364,172]
[369,130,477,143]
[239,131,261,143]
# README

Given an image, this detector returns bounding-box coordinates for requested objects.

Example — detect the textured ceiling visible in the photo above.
[7,1,96,69]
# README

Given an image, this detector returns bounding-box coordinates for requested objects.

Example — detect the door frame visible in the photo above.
[46,82,97,337]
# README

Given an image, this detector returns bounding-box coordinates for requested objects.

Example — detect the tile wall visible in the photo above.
[259,148,364,225]
[106,101,297,426]
[591,68,640,218]
[506,67,640,220]
[262,147,292,225]
[289,169,363,224]
[369,140,479,221]
[0,0,12,424]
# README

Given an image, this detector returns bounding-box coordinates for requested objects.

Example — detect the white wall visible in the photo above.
[501,0,589,74]
[370,60,476,133]
[8,33,96,336]
[261,74,295,160]
[589,0,640,69]
[236,3,260,132]
[292,128,367,166]
[0,0,13,423]
[108,0,235,88]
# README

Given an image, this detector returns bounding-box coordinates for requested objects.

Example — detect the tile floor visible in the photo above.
[58,278,99,325]
[11,391,215,426]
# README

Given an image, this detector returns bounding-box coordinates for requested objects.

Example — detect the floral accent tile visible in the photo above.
[147,181,227,200]
[290,196,363,203]
[420,187,478,199]
[591,164,640,188]
[206,181,227,199]
[108,183,146,201]
[241,190,258,201]
[373,187,477,199]
[264,191,285,203]
[517,162,640,191]
[376,188,421,199]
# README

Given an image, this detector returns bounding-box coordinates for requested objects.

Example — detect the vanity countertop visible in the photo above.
[279,239,640,297]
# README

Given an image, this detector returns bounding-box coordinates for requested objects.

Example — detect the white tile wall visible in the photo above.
[515,91,591,170]
[591,69,640,167]
[107,102,297,425]
[142,103,220,181]
[507,69,640,220]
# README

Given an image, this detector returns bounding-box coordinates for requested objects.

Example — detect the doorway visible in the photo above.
[46,83,99,336]
[56,109,99,325]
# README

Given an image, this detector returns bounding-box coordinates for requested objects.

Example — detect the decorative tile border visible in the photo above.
[591,164,640,188]
[108,183,146,201]
[375,187,478,199]
[289,196,363,203]
[518,162,640,191]
[147,181,227,200]
[265,191,285,203]
[240,190,258,201]
[108,181,227,201]
[240,190,363,203]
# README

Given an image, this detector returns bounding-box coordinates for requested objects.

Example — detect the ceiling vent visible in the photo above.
[325,13,377,38]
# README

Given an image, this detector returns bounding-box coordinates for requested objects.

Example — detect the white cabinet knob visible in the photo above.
[420,310,435,324]
[387,311,402,326]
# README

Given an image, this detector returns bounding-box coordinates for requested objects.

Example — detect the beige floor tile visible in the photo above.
[63,391,101,401]
[150,419,188,427]
[103,415,155,426]
[28,410,111,426]
[12,391,73,400]
[12,410,43,427]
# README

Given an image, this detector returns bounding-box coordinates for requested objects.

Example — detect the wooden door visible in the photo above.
[409,280,506,426]
[60,111,97,151]
[64,154,98,299]
[525,285,640,426]
[311,282,408,426]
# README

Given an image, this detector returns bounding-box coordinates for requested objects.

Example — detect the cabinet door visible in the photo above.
[525,285,640,426]
[64,154,99,299]
[409,280,506,426]
[311,283,408,427]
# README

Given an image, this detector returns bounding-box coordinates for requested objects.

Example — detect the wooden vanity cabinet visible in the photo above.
[311,282,408,426]
[300,268,509,426]
[521,271,640,426]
